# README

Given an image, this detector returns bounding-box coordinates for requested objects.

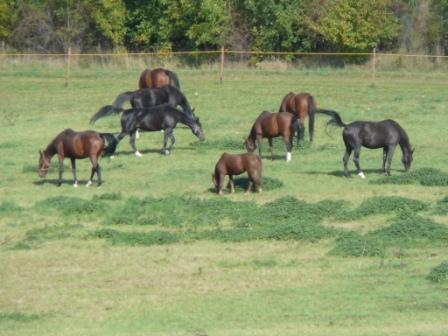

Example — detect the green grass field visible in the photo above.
[1,61,447,335]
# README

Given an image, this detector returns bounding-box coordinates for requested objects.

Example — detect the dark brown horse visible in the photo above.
[245,111,300,162]
[212,152,263,194]
[279,92,316,142]
[138,68,181,90]
[38,129,117,187]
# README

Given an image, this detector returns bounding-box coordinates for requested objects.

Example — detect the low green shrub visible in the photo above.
[428,262,448,283]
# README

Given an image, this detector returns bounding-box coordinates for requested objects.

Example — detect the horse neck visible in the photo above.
[177,111,195,129]
[44,141,57,159]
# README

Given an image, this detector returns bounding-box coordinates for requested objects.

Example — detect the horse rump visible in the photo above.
[100,133,118,156]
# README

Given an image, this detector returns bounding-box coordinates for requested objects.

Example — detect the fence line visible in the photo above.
[2,49,447,86]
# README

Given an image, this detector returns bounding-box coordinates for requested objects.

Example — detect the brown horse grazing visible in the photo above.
[245,111,300,162]
[138,68,181,90]
[212,152,263,194]
[279,92,316,142]
[38,129,117,187]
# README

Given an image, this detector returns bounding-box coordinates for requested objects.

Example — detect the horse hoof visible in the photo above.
[135,151,143,157]
[86,180,93,187]
[110,155,115,160]
[358,172,366,179]
[164,149,170,155]
[73,183,78,188]
[286,152,292,162]
[258,188,263,193]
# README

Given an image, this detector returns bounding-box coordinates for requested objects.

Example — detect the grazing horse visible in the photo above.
[90,85,195,124]
[38,129,117,187]
[318,110,414,178]
[138,68,181,90]
[245,111,300,162]
[116,104,205,156]
[212,152,263,194]
[279,92,316,142]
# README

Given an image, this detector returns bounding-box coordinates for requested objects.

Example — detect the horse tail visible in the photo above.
[307,95,316,142]
[165,70,181,90]
[90,91,133,124]
[100,133,118,156]
[291,115,301,145]
[316,109,346,128]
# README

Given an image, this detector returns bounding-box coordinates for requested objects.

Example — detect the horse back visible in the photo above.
[217,153,260,176]
[57,130,103,158]
[150,68,170,88]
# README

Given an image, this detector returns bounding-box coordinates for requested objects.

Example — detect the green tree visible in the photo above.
[304,0,401,51]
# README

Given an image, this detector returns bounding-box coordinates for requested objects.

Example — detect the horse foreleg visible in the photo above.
[57,155,64,186]
[284,136,292,162]
[162,129,172,155]
[268,138,274,160]
[382,148,388,174]
[385,145,396,176]
[353,146,365,178]
[256,135,263,158]
[228,175,235,193]
[70,158,78,187]
[167,130,176,152]
[87,156,99,187]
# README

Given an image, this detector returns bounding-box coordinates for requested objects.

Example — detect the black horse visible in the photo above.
[116,104,205,156]
[90,85,195,124]
[318,110,414,177]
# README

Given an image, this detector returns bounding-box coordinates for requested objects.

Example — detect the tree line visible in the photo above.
[0,0,447,55]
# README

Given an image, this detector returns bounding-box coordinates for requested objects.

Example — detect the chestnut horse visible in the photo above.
[38,129,117,187]
[245,111,300,162]
[212,152,263,194]
[279,92,316,142]
[138,68,181,90]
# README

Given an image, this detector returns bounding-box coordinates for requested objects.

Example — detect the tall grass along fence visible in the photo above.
[1,48,448,86]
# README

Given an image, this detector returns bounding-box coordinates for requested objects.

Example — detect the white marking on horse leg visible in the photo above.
[164,149,170,155]
[73,182,78,188]
[135,130,140,139]
[286,152,292,162]
[358,172,366,179]
[110,155,115,160]
[86,180,93,187]
[135,151,143,157]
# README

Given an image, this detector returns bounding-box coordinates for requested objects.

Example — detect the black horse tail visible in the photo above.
[307,95,316,142]
[291,115,301,145]
[90,91,134,124]
[316,109,346,128]
[100,133,118,156]
[165,70,181,90]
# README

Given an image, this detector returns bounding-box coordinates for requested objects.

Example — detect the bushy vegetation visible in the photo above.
[2,0,447,55]
[428,261,448,283]
[371,168,448,186]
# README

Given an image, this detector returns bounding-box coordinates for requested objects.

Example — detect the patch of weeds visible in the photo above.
[428,262,448,283]
[233,176,283,192]
[25,224,84,243]
[92,193,122,201]
[0,200,23,214]
[10,242,32,250]
[330,216,448,257]
[0,312,41,323]
[336,196,427,221]
[251,258,279,268]
[0,141,20,149]
[93,229,180,246]
[330,232,386,257]
[433,196,448,215]
[371,168,448,186]
[36,196,106,216]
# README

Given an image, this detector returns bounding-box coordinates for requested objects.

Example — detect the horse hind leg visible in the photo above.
[70,158,78,187]
[343,146,352,177]
[130,131,142,157]
[353,146,365,178]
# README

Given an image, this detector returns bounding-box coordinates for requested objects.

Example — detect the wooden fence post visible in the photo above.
[220,46,225,83]
[65,46,72,87]
[371,47,376,86]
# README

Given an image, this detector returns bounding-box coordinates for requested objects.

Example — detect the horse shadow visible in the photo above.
[116,146,195,156]
[33,179,97,186]
[302,168,397,177]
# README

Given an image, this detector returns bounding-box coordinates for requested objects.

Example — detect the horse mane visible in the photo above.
[397,123,412,153]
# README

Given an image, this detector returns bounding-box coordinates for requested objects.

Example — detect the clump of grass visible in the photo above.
[330,216,448,257]
[0,200,23,214]
[0,312,41,323]
[10,242,32,250]
[336,196,427,221]
[371,168,448,186]
[25,224,84,243]
[428,262,448,283]
[432,196,448,215]
[36,196,106,216]
[92,229,180,246]
[233,176,283,192]
[92,192,122,201]
[330,232,386,257]
[191,139,244,151]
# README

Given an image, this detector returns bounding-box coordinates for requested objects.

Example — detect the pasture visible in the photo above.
[1,60,448,335]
